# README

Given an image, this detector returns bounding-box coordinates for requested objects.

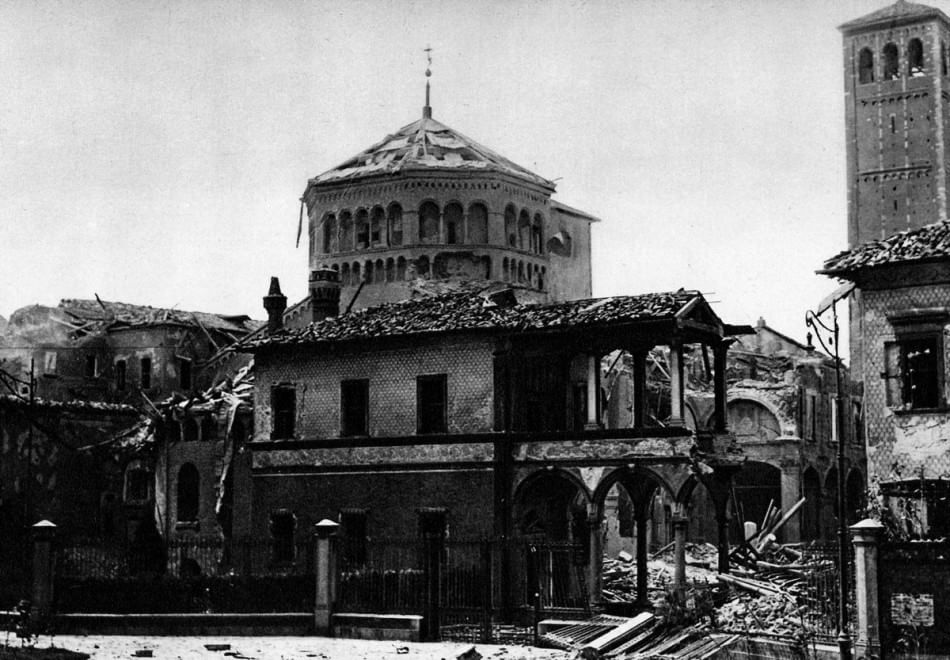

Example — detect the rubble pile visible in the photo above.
[598,497,842,643]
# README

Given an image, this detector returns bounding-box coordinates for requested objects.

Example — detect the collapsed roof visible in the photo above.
[306,115,556,191]
[820,220,950,277]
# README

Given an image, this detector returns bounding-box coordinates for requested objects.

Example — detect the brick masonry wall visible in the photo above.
[859,282,950,482]
[252,470,494,540]
[254,336,495,440]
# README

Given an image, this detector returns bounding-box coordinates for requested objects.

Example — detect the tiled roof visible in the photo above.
[839,1,948,32]
[307,115,555,190]
[246,289,708,349]
[820,220,950,275]
[0,393,138,414]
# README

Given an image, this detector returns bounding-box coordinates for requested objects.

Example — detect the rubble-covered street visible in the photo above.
[17,636,570,660]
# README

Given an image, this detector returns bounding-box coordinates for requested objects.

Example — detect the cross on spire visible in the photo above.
[423,45,433,119]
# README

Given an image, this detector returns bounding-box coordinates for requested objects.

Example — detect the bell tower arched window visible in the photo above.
[884,42,900,80]
[908,38,924,76]
[858,47,874,84]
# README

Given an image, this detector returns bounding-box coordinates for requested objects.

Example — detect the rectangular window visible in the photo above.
[271,385,296,439]
[803,392,816,441]
[179,358,192,391]
[140,357,152,390]
[340,509,368,566]
[341,379,369,436]
[43,351,57,374]
[115,360,127,390]
[85,355,98,379]
[417,374,447,434]
[418,508,447,537]
[884,334,944,410]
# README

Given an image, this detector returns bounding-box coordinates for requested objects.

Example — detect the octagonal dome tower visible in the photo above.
[303,102,598,310]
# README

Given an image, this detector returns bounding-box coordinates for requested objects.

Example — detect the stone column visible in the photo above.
[634,510,650,606]
[585,354,602,430]
[31,520,57,620]
[850,519,883,659]
[780,465,801,543]
[587,506,605,608]
[314,518,340,635]
[672,514,688,596]
[668,342,685,426]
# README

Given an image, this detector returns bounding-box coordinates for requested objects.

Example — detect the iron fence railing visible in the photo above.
[57,535,315,579]
[798,542,855,643]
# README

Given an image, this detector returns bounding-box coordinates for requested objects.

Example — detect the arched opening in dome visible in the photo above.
[340,211,354,251]
[419,201,440,244]
[323,214,337,253]
[505,205,517,248]
[388,203,403,246]
[518,210,531,250]
[468,203,488,243]
[444,202,463,244]
[370,207,385,246]
[355,209,370,249]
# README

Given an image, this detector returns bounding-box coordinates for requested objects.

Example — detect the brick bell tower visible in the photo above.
[841,1,950,248]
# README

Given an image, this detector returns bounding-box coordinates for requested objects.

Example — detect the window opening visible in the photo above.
[323,214,337,253]
[908,38,924,76]
[272,385,296,439]
[183,418,199,442]
[370,207,384,246]
[858,47,874,83]
[885,334,943,410]
[126,467,150,502]
[340,211,354,251]
[504,205,517,247]
[85,354,98,379]
[115,360,126,390]
[177,463,199,522]
[140,357,152,390]
[179,357,192,390]
[444,203,463,244]
[417,374,447,434]
[884,42,900,80]
[341,379,369,436]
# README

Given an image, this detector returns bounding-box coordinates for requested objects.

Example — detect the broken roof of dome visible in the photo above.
[308,115,555,190]
[820,220,950,275]
[245,288,725,349]
[839,1,949,32]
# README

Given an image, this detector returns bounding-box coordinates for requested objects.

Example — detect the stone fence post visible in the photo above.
[31,520,57,619]
[314,519,340,635]
[850,518,883,659]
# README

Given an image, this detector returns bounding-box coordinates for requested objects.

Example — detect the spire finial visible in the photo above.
[423,45,433,119]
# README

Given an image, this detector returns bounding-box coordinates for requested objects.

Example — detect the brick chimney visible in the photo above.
[263,276,287,332]
[309,267,341,323]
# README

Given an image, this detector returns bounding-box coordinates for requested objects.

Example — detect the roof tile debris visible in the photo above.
[0,393,138,415]
[57,299,261,334]
[308,116,555,189]
[820,220,950,275]
[247,288,708,349]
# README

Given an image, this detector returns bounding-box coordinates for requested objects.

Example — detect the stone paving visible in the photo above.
[34,635,570,660]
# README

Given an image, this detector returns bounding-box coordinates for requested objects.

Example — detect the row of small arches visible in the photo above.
[857,38,949,83]
[319,202,545,256]
[327,255,547,291]
[502,257,547,290]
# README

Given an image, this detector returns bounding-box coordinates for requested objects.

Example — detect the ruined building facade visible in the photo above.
[821,0,950,537]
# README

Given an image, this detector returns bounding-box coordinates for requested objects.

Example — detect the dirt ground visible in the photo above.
[28,635,571,660]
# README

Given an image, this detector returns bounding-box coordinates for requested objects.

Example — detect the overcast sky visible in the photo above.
[0,0,896,342]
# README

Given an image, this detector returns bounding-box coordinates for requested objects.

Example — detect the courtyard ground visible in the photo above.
[19,636,570,660]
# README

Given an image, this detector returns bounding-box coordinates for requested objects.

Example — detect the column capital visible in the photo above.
[850,518,884,545]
